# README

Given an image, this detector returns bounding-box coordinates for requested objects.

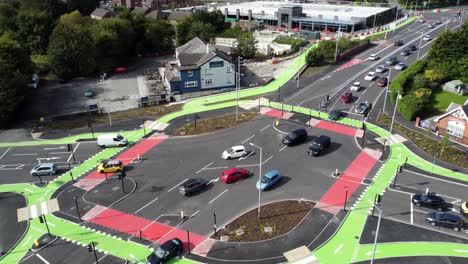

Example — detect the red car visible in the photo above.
[114,67,128,73]
[219,167,250,184]
[377,77,388,87]
[340,91,353,103]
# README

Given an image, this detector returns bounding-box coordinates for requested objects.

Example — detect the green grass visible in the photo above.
[300,66,328,78]
[432,90,468,112]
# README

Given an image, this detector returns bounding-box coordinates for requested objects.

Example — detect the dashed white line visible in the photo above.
[0,147,11,160]
[207,178,219,185]
[262,155,274,165]
[279,145,288,152]
[12,153,38,156]
[36,254,50,264]
[196,162,213,174]
[209,189,228,204]
[260,124,271,132]
[241,135,255,144]
[204,166,228,170]
[191,210,200,218]
[49,152,69,155]
[167,179,188,193]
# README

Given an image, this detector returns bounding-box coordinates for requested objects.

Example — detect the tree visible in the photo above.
[236,31,257,59]
[411,74,427,90]
[16,8,54,54]
[66,0,99,16]
[176,16,192,46]
[397,94,424,120]
[48,11,96,80]
[0,3,18,35]
[188,21,216,43]
[20,0,67,21]
[306,48,325,66]
[192,9,230,33]
[139,18,174,55]
[0,33,33,127]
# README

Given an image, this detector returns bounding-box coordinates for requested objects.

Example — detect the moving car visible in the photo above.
[221,145,247,160]
[179,178,208,196]
[328,110,342,121]
[417,18,425,23]
[256,170,282,191]
[307,135,331,156]
[375,65,387,73]
[426,212,464,231]
[408,44,417,51]
[340,91,353,103]
[394,40,404,46]
[400,48,410,56]
[350,82,362,92]
[423,35,432,41]
[219,167,250,184]
[412,193,446,211]
[394,62,406,71]
[30,74,39,89]
[282,128,308,146]
[364,72,377,81]
[428,23,435,28]
[84,88,94,98]
[146,238,183,264]
[354,101,370,115]
[385,56,397,66]
[97,159,124,173]
[97,134,128,148]
[114,67,128,73]
[460,201,468,217]
[368,54,379,61]
[30,163,57,176]
[376,76,388,87]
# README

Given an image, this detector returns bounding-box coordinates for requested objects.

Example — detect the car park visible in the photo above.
[354,101,370,115]
[375,65,386,73]
[146,238,183,264]
[423,35,432,41]
[97,134,128,148]
[340,91,353,103]
[400,48,410,56]
[385,56,397,66]
[219,167,250,184]
[98,159,124,173]
[408,45,417,51]
[282,128,308,146]
[222,145,248,160]
[368,54,379,61]
[179,178,208,196]
[460,201,468,217]
[328,110,342,121]
[426,212,464,231]
[350,82,362,92]
[256,170,282,191]
[364,72,377,81]
[394,40,404,46]
[30,163,58,176]
[307,135,331,156]
[394,62,406,71]
[412,193,446,211]
[376,76,388,87]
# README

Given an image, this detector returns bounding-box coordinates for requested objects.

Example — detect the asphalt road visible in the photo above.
[0,192,27,258]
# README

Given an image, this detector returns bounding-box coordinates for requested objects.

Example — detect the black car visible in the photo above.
[179,178,208,196]
[408,44,417,51]
[328,110,342,121]
[426,212,464,231]
[307,135,331,156]
[412,193,446,211]
[282,128,308,146]
[400,48,410,56]
[394,40,404,46]
[146,238,183,264]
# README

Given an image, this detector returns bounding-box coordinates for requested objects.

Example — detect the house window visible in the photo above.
[226,67,232,73]
[187,71,193,77]
[184,81,198,88]
[205,69,212,75]
[446,120,464,138]
[205,79,213,85]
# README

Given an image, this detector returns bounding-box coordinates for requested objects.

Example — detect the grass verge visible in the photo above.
[378,113,468,168]
[211,200,315,242]
[300,66,328,78]
[172,112,258,136]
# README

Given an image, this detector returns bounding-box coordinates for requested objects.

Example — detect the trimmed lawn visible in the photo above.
[432,90,468,113]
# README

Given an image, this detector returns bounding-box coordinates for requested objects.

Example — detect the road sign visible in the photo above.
[17,199,60,222]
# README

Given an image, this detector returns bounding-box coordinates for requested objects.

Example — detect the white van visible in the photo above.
[97,134,128,148]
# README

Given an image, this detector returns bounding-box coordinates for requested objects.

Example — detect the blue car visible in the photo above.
[256,170,282,191]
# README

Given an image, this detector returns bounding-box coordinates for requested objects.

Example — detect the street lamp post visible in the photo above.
[417,32,424,59]
[343,187,349,211]
[249,142,263,218]
[382,69,392,113]
[334,24,341,63]
[236,56,241,122]
[101,73,112,127]
[371,14,378,41]
[389,91,401,134]
[368,200,383,264]
[296,47,304,89]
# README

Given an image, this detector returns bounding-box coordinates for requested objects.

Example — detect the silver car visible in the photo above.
[30,163,58,176]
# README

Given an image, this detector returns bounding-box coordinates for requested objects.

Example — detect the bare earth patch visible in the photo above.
[211,200,315,242]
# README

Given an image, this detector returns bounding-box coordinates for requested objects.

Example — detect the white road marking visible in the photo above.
[0,164,24,170]
[66,143,80,164]
[320,75,332,80]
[37,157,61,161]
[279,145,288,152]
[196,162,213,174]
[411,198,414,225]
[134,197,159,214]
[49,152,69,155]
[454,249,468,253]
[260,124,271,132]
[21,235,31,247]
[406,170,468,188]
[207,178,219,185]
[235,164,258,168]
[43,146,66,150]
[24,188,33,193]
[262,155,274,165]
[334,244,343,254]
[0,147,11,159]
[167,179,188,193]
[241,135,255,144]
[204,166,228,170]
[365,250,381,256]
[209,189,228,204]
[12,153,38,156]
[191,210,200,218]
[239,151,255,161]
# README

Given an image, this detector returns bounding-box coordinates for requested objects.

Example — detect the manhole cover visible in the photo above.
[220,236,229,242]
[235,229,244,236]
[263,226,273,233]
[112,186,120,191]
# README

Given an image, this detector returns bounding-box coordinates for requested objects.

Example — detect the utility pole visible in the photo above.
[417,32,424,59]
[389,91,401,134]
[334,24,341,63]
[382,69,391,113]
[236,56,240,122]
[371,14,377,41]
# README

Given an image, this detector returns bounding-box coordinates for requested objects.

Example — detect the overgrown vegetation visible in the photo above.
[305,38,366,66]
[175,9,230,45]
[274,36,307,52]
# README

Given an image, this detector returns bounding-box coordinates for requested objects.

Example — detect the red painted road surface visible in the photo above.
[89,208,206,248]
[262,108,286,118]
[315,120,357,137]
[334,59,363,72]
[85,137,167,180]
[319,150,378,214]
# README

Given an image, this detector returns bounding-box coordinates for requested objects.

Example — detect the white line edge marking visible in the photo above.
[134,197,159,214]
[167,178,188,193]
[208,189,228,204]
[241,135,255,144]
[36,254,50,264]
[66,143,80,164]
[262,155,273,165]
[0,147,11,160]
[12,153,38,156]
[195,162,213,174]
[279,145,288,152]
[260,124,270,132]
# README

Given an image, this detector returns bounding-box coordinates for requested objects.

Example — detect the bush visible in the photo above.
[390,59,427,102]
[218,26,242,38]
[397,94,425,120]
[413,88,432,102]
[411,74,427,90]
[30,54,51,75]
[274,36,306,52]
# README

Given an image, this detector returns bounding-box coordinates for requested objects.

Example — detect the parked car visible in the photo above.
[394,40,404,46]
[179,178,208,196]
[307,135,331,156]
[84,88,94,98]
[354,101,370,115]
[385,56,397,66]
[364,72,377,81]
[97,134,128,148]
[340,91,353,103]
[350,82,362,92]
[395,62,406,71]
[30,163,58,176]
[460,201,468,217]
[97,159,124,173]
[408,44,417,51]
[221,145,247,160]
[114,67,128,73]
[328,110,342,121]
[30,74,39,89]
[426,212,464,231]
[368,54,379,61]
[375,65,387,73]
[376,76,388,87]
[282,128,308,146]
[256,170,282,191]
[423,35,432,41]
[400,48,410,56]
[146,238,183,264]
[219,167,250,184]
[412,193,446,211]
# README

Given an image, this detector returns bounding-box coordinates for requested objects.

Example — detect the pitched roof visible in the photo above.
[176,37,207,55]
[175,37,233,70]
[145,10,170,19]
[434,103,468,122]
[91,8,111,18]
[167,11,191,21]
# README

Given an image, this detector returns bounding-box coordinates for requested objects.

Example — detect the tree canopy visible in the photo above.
[236,31,257,59]
[176,9,231,45]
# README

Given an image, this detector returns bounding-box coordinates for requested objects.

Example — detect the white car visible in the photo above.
[395,62,406,71]
[375,65,386,73]
[350,82,362,92]
[368,54,379,61]
[221,145,248,160]
[364,72,377,81]
[423,35,432,41]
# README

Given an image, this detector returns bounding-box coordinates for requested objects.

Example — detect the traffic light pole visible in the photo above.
[91,242,99,263]
[40,215,52,237]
